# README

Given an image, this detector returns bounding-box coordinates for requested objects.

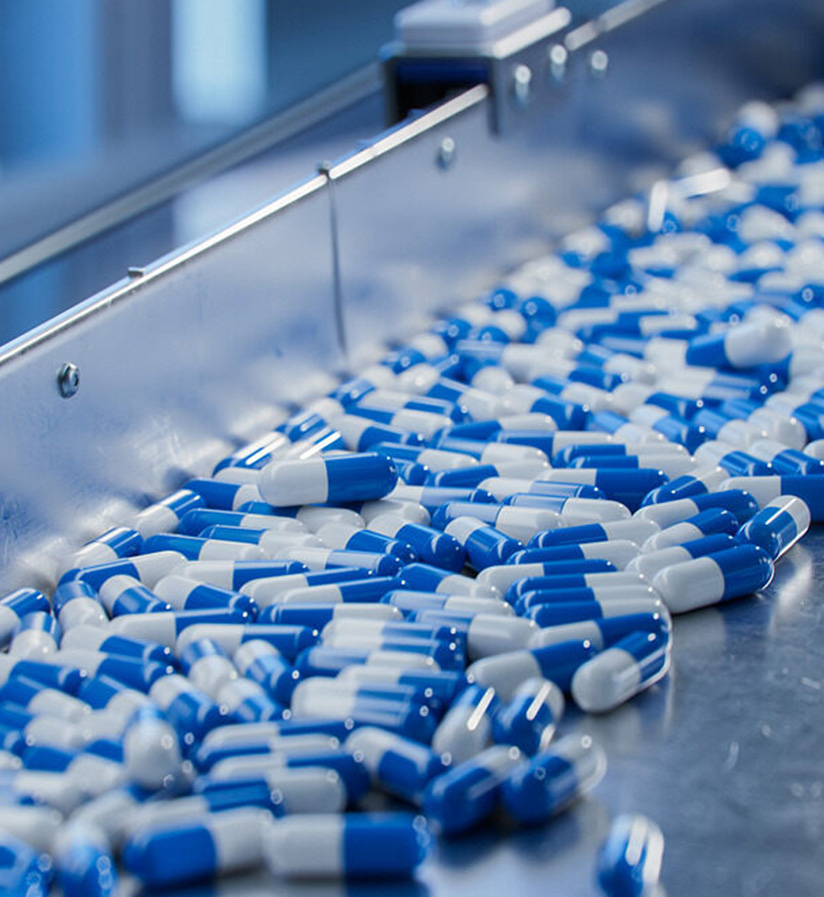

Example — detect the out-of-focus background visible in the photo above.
[0,0,615,347]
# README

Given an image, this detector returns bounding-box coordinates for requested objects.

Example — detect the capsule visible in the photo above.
[399,563,501,598]
[152,575,257,617]
[336,665,464,703]
[571,630,670,712]
[233,640,298,704]
[294,645,440,678]
[121,705,183,789]
[492,678,565,754]
[626,533,737,581]
[149,674,226,746]
[51,582,108,631]
[54,822,118,897]
[597,813,665,897]
[442,517,522,570]
[720,475,824,522]
[9,612,61,658]
[641,468,728,505]
[0,589,50,649]
[515,540,640,570]
[217,677,284,723]
[431,685,497,764]
[59,527,143,575]
[635,490,758,528]
[735,495,810,560]
[387,484,496,514]
[529,519,660,549]
[367,513,466,571]
[34,649,172,692]
[177,507,308,536]
[413,611,536,659]
[107,608,250,648]
[465,640,597,700]
[0,704,85,751]
[0,676,91,722]
[500,734,606,824]
[528,611,670,651]
[58,551,187,590]
[0,804,63,851]
[175,623,318,661]
[123,806,269,887]
[344,726,449,802]
[423,744,523,835]
[652,544,774,613]
[274,547,405,577]
[477,560,618,596]
[258,577,400,609]
[240,568,372,607]
[289,680,436,743]
[173,559,307,592]
[0,832,54,896]
[133,489,205,537]
[382,590,513,618]
[257,453,398,506]
[61,625,174,666]
[193,732,340,773]
[261,812,429,879]
[640,508,739,552]
[432,501,561,542]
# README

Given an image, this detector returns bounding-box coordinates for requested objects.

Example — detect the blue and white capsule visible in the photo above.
[122,705,183,789]
[9,613,61,658]
[133,489,205,538]
[431,685,498,764]
[258,452,398,506]
[399,563,501,598]
[571,631,670,712]
[152,575,257,617]
[528,519,660,550]
[52,582,108,631]
[492,678,565,754]
[635,490,759,528]
[423,744,523,835]
[597,813,665,897]
[719,475,824,522]
[383,590,513,618]
[261,812,429,879]
[367,513,466,571]
[240,568,373,608]
[60,625,174,666]
[59,527,143,576]
[640,508,740,552]
[98,576,171,617]
[500,734,606,824]
[175,623,317,661]
[528,611,670,651]
[735,495,810,560]
[652,544,774,613]
[442,517,522,570]
[123,806,269,887]
[233,639,298,704]
[626,533,737,582]
[0,590,50,649]
[465,640,598,700]
[345,726,449,803]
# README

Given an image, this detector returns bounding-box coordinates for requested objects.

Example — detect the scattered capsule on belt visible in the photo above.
[123,805,269,888]
[640,508,739,552]
[173,559,307,592]
[597,813,665,897]
[465,640,597,700]
[133,489,205,538]
[627,533,737,581]
[261,812,429,879]
[492,677,565,754]
[399,563,501,598]
[572,630,671,712]
[528,519,660,549]
[500,734,606,824]
[152,575,257,618]
[367,513,466,571]
[51,582,108,632]
[431,685,498,764]
[528,610,670,651]
[652,544,774,613]
[0,590,50,649]
[423,744,523,835]
[635,489,759,528]
[735,495,810,560]
[122,705,183,790]
[9,612,61,658]
[258,453,398,507]
[344,726,449,803]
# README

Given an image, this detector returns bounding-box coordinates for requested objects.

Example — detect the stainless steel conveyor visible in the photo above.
[1,1,824,894]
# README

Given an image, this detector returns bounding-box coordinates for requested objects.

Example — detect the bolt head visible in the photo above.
[57,362,80,399]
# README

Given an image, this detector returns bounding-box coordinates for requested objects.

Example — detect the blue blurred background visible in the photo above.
[0,0,613,347]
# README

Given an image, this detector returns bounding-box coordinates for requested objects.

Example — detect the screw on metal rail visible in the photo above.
[57,362,80,399]
[437,137,456,171]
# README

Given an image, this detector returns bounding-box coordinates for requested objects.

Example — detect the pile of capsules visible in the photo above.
[4,84,824,897]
